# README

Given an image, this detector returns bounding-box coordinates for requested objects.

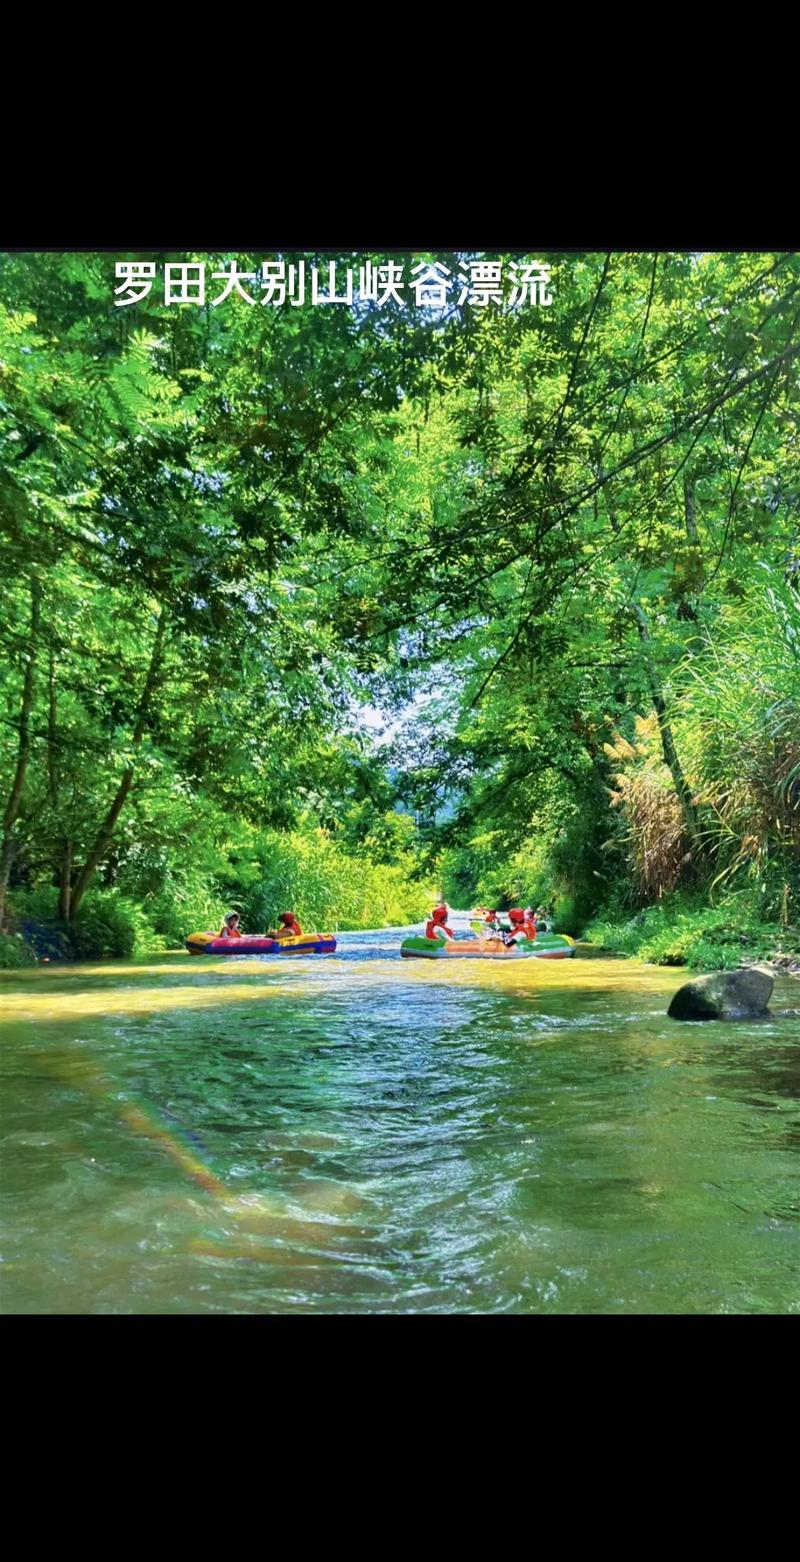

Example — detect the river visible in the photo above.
[1,926,798,1313]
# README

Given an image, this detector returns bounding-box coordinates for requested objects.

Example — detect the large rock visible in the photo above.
[667,964,774,1021]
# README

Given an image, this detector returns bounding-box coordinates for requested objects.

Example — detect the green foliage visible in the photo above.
[439,775,614,931]
[115,825,236,946]
[440,836,514,908]
[0,251,449,932]
[66,892,163,960]
[219,824,436,933]
[0,929,38,967]
[337,801,418,867]
[138,878,221,946]
[583,894,800,971]
[373,253,800,945]
[2,252,799,959]
[8,887,163,960]
[439,847,482,908]
[672,564,800,910]
[550,897,579,937]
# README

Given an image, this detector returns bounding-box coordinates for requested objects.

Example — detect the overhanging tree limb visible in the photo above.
[704,300,800,588]
[68,609,168,919]
[0,575,42,925]
[370,332,800,655]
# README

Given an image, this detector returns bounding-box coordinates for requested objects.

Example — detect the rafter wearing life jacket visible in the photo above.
[275,912,303,938]
[503,912,528,943]
[425,905,454,941]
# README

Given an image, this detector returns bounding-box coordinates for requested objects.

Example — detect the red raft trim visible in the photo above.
[186,935,281,955]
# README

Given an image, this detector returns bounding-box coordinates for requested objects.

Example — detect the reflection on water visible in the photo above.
[1,928,798,1313]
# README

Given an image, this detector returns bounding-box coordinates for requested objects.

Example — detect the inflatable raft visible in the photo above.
[186,932,337,957]
[400,932,575,961]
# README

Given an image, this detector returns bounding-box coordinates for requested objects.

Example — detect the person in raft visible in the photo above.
[273,911,303,939]
[425,905,454,941]
[218,911,243,939]
[534,906,549,932]
[504,908,531,945]
[477,909,506,948]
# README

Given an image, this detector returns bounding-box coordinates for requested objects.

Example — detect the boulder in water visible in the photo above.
[667,964,774,1021]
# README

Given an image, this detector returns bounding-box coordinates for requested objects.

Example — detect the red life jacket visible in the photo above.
[426,916,453,939]
[277,914,303,938]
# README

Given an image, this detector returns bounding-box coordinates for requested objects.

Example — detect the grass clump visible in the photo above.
[583,894,800,971]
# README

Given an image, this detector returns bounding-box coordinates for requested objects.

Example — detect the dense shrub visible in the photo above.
[0,929,38,968]
[3,818,437,964]
[6,887,164,961]
[219,827,435,932]
[440,772,615,934]
[583,893,800,971]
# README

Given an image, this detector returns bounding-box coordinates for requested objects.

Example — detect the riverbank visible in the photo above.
[0,878,439,970]
[581,899,800,976]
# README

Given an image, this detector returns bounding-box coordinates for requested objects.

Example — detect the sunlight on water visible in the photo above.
[1,929,798,1313]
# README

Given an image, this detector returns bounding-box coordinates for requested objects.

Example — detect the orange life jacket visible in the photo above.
[277,915,303,938]
[426,917,453,939]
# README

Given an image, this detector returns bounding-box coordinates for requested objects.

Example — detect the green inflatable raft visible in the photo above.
[400,932,576,961]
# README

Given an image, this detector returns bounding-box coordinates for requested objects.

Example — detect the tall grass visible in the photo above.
[672,564,800,914]
[603,721,689,900]
[601,565,800,920]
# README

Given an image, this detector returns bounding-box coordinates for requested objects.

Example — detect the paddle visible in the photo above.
[469,918,506,951]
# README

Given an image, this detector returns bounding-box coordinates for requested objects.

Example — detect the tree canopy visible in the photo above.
[1,251,798,959]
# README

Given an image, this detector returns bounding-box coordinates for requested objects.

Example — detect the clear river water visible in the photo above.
[1,927,798,1313]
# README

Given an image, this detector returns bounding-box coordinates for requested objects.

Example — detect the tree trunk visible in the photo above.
[631,604,704,862]
[69,610,166,920]
[48,651,71,919]
[684,476,697,540]
[47,649,59,806]
[597,456,620,533]
[0,577,41,927]
[58,837,72,922]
